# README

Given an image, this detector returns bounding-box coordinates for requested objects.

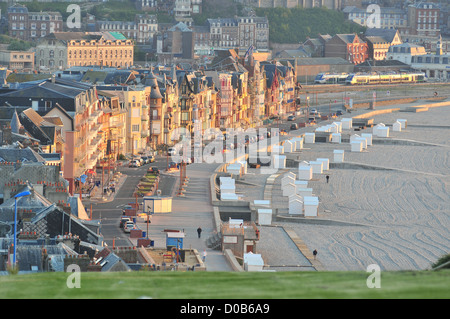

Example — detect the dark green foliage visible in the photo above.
[255,7,366,44]
[432,254,450,269]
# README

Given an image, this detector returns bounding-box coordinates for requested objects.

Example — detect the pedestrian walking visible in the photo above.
[202,249,207,262]
[326,175,330,183]
[197,227,202,238]
[313,249,318,260]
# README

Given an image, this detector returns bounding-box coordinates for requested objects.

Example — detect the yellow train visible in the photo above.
[345,72,427,85]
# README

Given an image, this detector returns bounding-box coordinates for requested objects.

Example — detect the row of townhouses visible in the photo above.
[0,49,297,195]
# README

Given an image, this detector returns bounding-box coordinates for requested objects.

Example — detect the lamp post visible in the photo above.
[13,190,31,269]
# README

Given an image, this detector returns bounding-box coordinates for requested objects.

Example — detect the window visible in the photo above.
[132,124,140,132]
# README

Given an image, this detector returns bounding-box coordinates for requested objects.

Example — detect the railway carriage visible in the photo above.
[314,73,349,84]
[345,72,427,85]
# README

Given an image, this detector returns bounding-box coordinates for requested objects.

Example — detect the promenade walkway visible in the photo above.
[131,162,234,271]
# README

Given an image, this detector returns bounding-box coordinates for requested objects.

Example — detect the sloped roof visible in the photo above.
[365,28,399,43]
[10,109,21,134]
[19,108,54,145]
[168,22,192,32]
[336,34,357,44]
[0,146,46,163]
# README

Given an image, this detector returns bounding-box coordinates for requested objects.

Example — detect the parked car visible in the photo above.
[120,217,131,228]
[141,156,149,164]
[287,115,296,121]
[123,221,135,233]
[148,155,155,163]
[168,161,178,170]
[147,167,160,175]
[133,157,144,165]
[128,160,140,168]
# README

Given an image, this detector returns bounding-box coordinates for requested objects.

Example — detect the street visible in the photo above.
[85,156,173,247]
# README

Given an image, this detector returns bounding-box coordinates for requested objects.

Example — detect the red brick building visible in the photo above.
[407,2,440,37]
[7,4,63,42]
[324,34,368,65]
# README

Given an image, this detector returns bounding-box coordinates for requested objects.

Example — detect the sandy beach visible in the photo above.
[254,103,450,271]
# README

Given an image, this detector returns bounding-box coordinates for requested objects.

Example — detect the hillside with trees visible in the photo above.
[255,7,366,44]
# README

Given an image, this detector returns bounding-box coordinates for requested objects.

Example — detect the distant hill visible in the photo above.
[256,7,366,44]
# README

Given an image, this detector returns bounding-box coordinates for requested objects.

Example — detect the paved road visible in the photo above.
[85,157,170,247]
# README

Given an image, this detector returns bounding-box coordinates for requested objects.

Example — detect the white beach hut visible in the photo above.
[310,161,323,174]
[377,126,390,137]
[333,150,345,163]
[244,253,264,272]
[282,182,297,197]
[373,123,385,136]
[288,195,303,215]
[351,140,363,152]
[220,176,235,187]
[291,137,304,150]
[316,158,330,170]
[397,119,407,129]
[283,140,294,153]
[304,196,319,217]
[341,118,352,130]
[298,164,313,181]
[393,121,402,132]
[305,132,315,144]
[220,183,236,194]
[257,208,272,225]
[272,154,286,169]
[355,137,367,149]
[361,133,372,146]
[332,133,341,143]
[288,139,297,151]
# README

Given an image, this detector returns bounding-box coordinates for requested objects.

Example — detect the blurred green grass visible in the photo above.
[0,270,449,299]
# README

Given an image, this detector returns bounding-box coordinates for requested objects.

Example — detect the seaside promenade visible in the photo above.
[129,98,450,272]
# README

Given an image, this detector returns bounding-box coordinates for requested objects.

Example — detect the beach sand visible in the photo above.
[263,103,450,271]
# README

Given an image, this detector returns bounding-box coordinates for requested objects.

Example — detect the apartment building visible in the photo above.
[0,78,104,195]
[35,32,134,71]
[408,2,441,37]
[344,6,408,32]
[98,14,158,44]
[0,50,34,71]
[242,0,341,10]
[207,16,269,54]
[7,4,63,41]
